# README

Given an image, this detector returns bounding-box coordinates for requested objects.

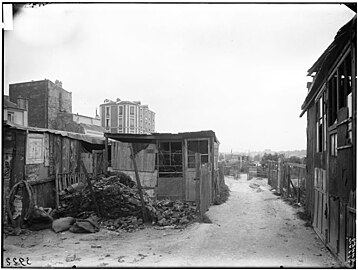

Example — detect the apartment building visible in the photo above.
[99,98,155,134]
[4,95,28,127]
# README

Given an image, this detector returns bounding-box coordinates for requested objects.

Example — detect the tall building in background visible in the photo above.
[99,98,155,134]
[9,79,72,129]
[9,79,105,136]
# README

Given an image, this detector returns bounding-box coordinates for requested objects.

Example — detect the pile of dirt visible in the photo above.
[55,172,197,232]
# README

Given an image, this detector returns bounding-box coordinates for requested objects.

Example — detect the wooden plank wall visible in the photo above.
[26,133,91,208]
[199,164,211,215]
[111,141,156,172]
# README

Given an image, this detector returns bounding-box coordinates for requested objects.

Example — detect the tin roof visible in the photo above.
[105,130,219,144]
[300,15,356,117]
[4,121,104,145]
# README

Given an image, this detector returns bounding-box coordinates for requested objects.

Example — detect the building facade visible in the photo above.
[300,15,356,267]
[4,95,28,127]
[9,79,72,129]
[8,79,105,137]
[99,98,155,134]
[72,113,105,138]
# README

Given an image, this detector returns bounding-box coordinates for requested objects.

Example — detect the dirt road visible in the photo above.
[3,175,340,268]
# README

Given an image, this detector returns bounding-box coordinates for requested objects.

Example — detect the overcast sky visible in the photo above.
[4,3,355,153]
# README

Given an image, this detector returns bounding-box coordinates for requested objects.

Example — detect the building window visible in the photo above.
[105,106,110,117]
[187,140,209,168]
[316,93,326,152]
[7,112,14,122]
[330,133,337,157]
[130,118,134,128]
[328,51,353,126]
[118,117,123,128]
[105,119,110,128]
[158,141,183,177]
[130,106,134,116]
[118,106,123,116]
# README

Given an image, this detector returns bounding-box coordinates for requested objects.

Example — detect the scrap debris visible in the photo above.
[54,172,198,232]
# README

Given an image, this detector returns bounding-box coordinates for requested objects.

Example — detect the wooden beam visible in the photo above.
[55,171,60,209]
[129,143,148,223]
[195,152,201,213]
[80,159,101,217]
[104,136,108,176]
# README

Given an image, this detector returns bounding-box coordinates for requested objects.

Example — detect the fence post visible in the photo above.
[298,168,301,204]
[55,169,60,209]
[277,158,282,195]
[287,165,290,198]
[267,162,271,185]
[195,153,201,214]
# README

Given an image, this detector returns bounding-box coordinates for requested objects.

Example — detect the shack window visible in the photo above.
[316,94,326,153]
[328,51,353,126]
[330,133,337,156]
[26,133,44,164]
[187,140,209,168]
[328,73,338,126]
[158,141,183,177]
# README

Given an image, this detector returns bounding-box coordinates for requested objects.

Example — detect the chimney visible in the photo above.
[17,96,28,110]
[55,79,63,88]
[116,98,121,102]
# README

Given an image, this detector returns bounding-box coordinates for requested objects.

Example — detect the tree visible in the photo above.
[287,156,302,164]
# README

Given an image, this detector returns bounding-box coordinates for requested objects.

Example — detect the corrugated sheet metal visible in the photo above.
[4,121,104,145]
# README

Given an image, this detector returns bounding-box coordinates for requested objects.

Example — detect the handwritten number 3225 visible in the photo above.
[6,257,31,266]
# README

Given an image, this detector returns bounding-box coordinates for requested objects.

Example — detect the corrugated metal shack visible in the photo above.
[300,15,356,266]
[104,130,219,202]
[3,121,105,208]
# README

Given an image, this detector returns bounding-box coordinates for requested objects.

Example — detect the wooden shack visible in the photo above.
[104,130,219,201]
[300,15,356,266]
[3,121,105,208]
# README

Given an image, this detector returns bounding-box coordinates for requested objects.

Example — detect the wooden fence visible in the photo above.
[198,164,212,215]
[267,159,306,205]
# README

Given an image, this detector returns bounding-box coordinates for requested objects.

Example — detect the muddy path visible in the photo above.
[3,175,340,268]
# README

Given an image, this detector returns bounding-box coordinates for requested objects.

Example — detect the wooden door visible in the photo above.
[184,139,210,201]
[313,168,328,242]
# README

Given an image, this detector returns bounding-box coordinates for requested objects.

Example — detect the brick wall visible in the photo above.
[9,80,48,128]
[47,80,72,129]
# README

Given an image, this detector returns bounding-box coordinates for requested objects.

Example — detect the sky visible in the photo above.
[3,2,356,153]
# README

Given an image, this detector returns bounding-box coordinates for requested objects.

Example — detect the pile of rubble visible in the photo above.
[55,172,197,232]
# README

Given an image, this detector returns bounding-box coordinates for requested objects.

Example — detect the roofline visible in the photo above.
[105,130,219,144]
[9,79,50,86]
[99,101,151,107]
[4,121,104,145]
[300,15,356,117]
[73,113,99,120]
